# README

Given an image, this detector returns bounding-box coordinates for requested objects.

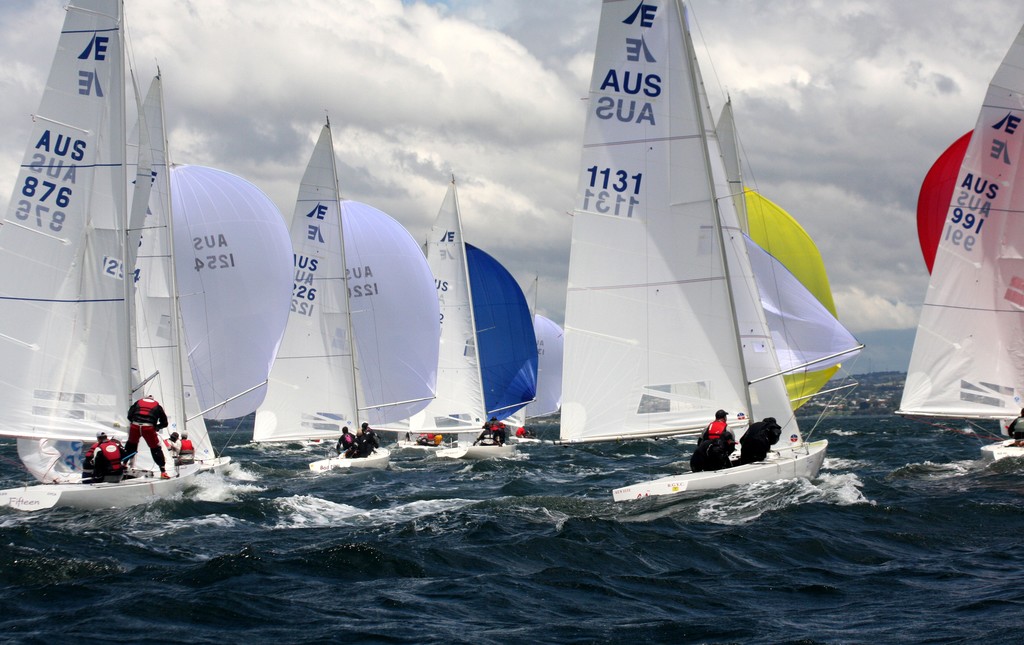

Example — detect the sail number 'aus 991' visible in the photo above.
[581,166,642,218]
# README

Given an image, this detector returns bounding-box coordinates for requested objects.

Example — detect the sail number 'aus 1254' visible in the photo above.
[581,166,642,218]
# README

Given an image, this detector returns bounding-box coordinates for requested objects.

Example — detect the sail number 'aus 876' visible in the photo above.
[581,166,642,218]
[16,175,72,233]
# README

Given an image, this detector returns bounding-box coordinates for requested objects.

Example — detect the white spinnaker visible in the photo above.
[745,237,861,374]
[171,165,292,420]
[524,314,563,419]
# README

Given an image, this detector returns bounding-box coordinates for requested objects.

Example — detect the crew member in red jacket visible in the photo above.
[83,432,125,483]
[125,395,170,478]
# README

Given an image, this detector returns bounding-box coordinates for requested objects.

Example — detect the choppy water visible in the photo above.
[2,415,1023,644]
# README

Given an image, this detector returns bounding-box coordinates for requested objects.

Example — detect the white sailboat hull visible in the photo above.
[611,440,827,502]
[980,439,1024,462]
[0,457,232,512]
[436,444,517,460]
[309,448,391,472]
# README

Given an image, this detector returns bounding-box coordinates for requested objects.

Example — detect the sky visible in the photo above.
[2,0,1023,374]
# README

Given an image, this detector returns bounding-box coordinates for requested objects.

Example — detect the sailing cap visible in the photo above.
[96,431,108,440]
[715,409,727,419]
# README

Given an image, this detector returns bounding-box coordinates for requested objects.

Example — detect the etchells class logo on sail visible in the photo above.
[948,111,1020,254]
[77,33,110,97]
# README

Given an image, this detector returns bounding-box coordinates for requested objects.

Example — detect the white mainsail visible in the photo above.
[900,25,1024,420]
[560,0,795,444]
[0,0,130,448]
[406,180,487,434]
[254,124,439,442]
[171,165,293,420]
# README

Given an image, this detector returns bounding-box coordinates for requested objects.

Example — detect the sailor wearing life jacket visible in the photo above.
[690,409,736,472]
[125,395,171,479]
[177,433,195,465]
[83,432,125,483]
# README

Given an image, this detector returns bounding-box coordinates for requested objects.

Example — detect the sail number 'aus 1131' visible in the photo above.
[581,166,642,218]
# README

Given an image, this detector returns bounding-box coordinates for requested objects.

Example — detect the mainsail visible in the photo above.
[560,0,796,444]
[0,0,130,448]
[900,26,1024,420]
[406,180,536,434]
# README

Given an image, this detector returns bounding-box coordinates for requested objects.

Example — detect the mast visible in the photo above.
[326,121,362,428]
[678,2,755,417]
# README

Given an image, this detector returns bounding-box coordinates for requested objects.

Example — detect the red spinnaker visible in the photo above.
[916,131,971,273]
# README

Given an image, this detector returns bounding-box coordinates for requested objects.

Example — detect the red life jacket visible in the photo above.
[96,440,124,472]
[706,419,728,441]
[178,438,195,463]
[130,397,162,425]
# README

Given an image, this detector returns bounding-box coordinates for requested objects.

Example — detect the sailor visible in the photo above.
[352,423,380,458]
[165,431,181,461]
[125,395,171,479]
[737,417,783,465]
[336,427,355,456]
[690,409,736,472]
[1008,409,1024,446]
[177,433,195,465]
[84,432,125,483]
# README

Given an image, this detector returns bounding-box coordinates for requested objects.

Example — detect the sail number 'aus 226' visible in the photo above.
[581,166,642,217]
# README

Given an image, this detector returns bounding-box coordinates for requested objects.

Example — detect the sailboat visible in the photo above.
[254,124,440,472]
[400,179,536,460]
[898,24,1024,461]
[560,0,827,501]
[0,1,227,511]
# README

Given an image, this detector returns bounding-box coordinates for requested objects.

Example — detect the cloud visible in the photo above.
[4,0,1024,373]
